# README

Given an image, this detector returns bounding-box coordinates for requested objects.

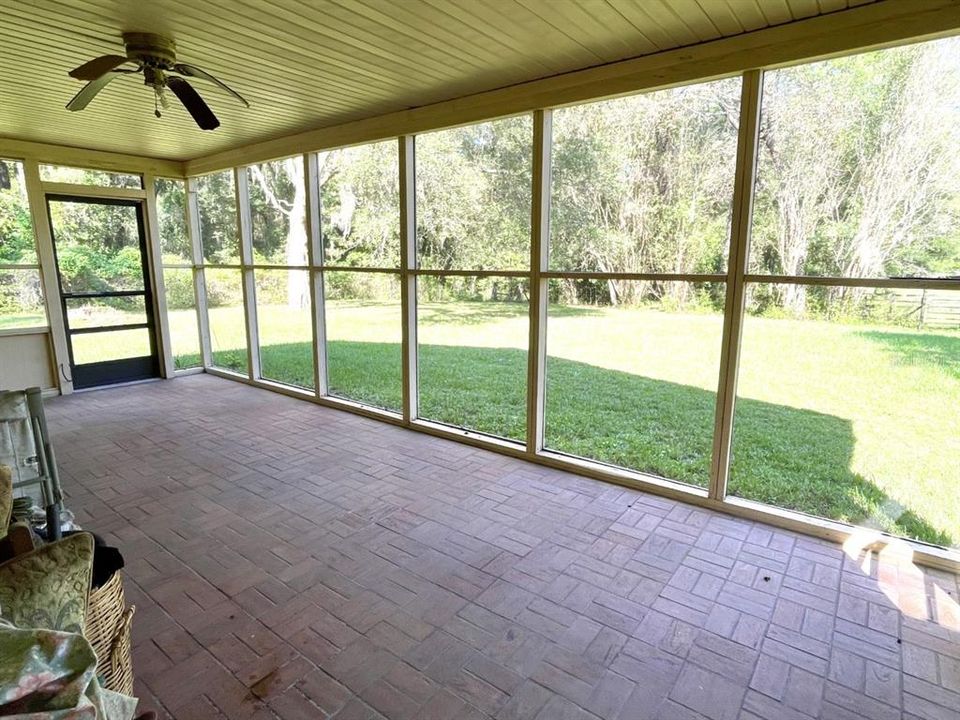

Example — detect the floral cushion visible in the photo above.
[0,618,137,720]
[0,533,93,634]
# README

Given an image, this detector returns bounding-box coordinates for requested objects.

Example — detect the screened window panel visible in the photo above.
[255,269,314,389]
[324,270,402,411]
[730,283,960,549]
[417,274,529,441]
[544,280,725,487]
[416,117,532,271]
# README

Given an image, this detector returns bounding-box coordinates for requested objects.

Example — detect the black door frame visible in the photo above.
[46,194,160,389]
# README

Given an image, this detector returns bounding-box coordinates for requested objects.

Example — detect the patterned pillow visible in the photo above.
[0,533,93,634]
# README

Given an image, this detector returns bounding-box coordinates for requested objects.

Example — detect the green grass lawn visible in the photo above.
[112,301,960,547]
[0,313,46,330]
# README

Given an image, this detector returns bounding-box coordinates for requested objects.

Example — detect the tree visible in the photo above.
[750,37,960,317]
[249,158,309,308]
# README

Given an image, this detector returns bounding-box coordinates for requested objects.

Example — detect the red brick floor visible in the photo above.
[47,374,960,720]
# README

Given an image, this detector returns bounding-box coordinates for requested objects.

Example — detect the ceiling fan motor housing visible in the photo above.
[122,32,177,69]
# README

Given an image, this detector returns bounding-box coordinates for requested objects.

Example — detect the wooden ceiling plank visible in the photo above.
[661,0,726,41]
[788,0,824,20]
[0,73,403,130]
[475,0,605,69]
[756,0,795,24]
[722,0,770,32]
[626,0,711,45]
[366,0,560,75]
[219,0,480,83]
[600,0,666,51]
[817,0,850,12]
[328,0,525,73]
[392,0,590,74]
[602,0,690,49]
[514,0,657,62]
[0,72,365,131]
[697,0,747,35]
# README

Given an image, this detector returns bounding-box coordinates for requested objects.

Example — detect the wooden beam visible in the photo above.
[185,0,960,175]
[0,137,184,177]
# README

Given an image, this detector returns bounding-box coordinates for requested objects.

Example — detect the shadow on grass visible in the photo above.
[179,340,953,547]
[857,329,960,380]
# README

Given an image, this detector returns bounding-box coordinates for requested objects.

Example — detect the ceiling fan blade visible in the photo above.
[173,63,249,107]
[68,54,131,81]
[167,76,220,130]
[65,72,122,111]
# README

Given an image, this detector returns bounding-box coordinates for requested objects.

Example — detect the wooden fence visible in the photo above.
[871,288,960,329]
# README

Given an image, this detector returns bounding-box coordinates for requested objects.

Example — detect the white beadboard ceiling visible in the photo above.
[0,0,878,162]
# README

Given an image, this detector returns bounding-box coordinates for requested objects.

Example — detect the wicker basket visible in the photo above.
[85,571,135,696]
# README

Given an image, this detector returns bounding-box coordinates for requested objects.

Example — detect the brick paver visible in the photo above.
[46,375,960,719]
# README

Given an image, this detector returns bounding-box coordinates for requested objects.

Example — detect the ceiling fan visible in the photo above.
[66,32,249,131]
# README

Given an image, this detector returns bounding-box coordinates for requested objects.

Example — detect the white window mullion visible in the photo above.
[235,167,261,381]
[527,109,552,454]
[399,136,418,425]
[710,70,764,502]
[186,177,212,368]
[304,153,328,397]
[143,174,176,378]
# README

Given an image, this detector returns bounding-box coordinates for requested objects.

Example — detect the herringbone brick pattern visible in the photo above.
[46,375,960,719]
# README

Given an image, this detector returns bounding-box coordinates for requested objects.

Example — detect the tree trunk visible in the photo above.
[782,283,807,316]
[284,159,310,310]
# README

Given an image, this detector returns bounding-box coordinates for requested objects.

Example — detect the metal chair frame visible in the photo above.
[0,387,63,540]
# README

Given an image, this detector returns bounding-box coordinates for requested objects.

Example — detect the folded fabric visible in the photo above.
[0,619,137,720]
